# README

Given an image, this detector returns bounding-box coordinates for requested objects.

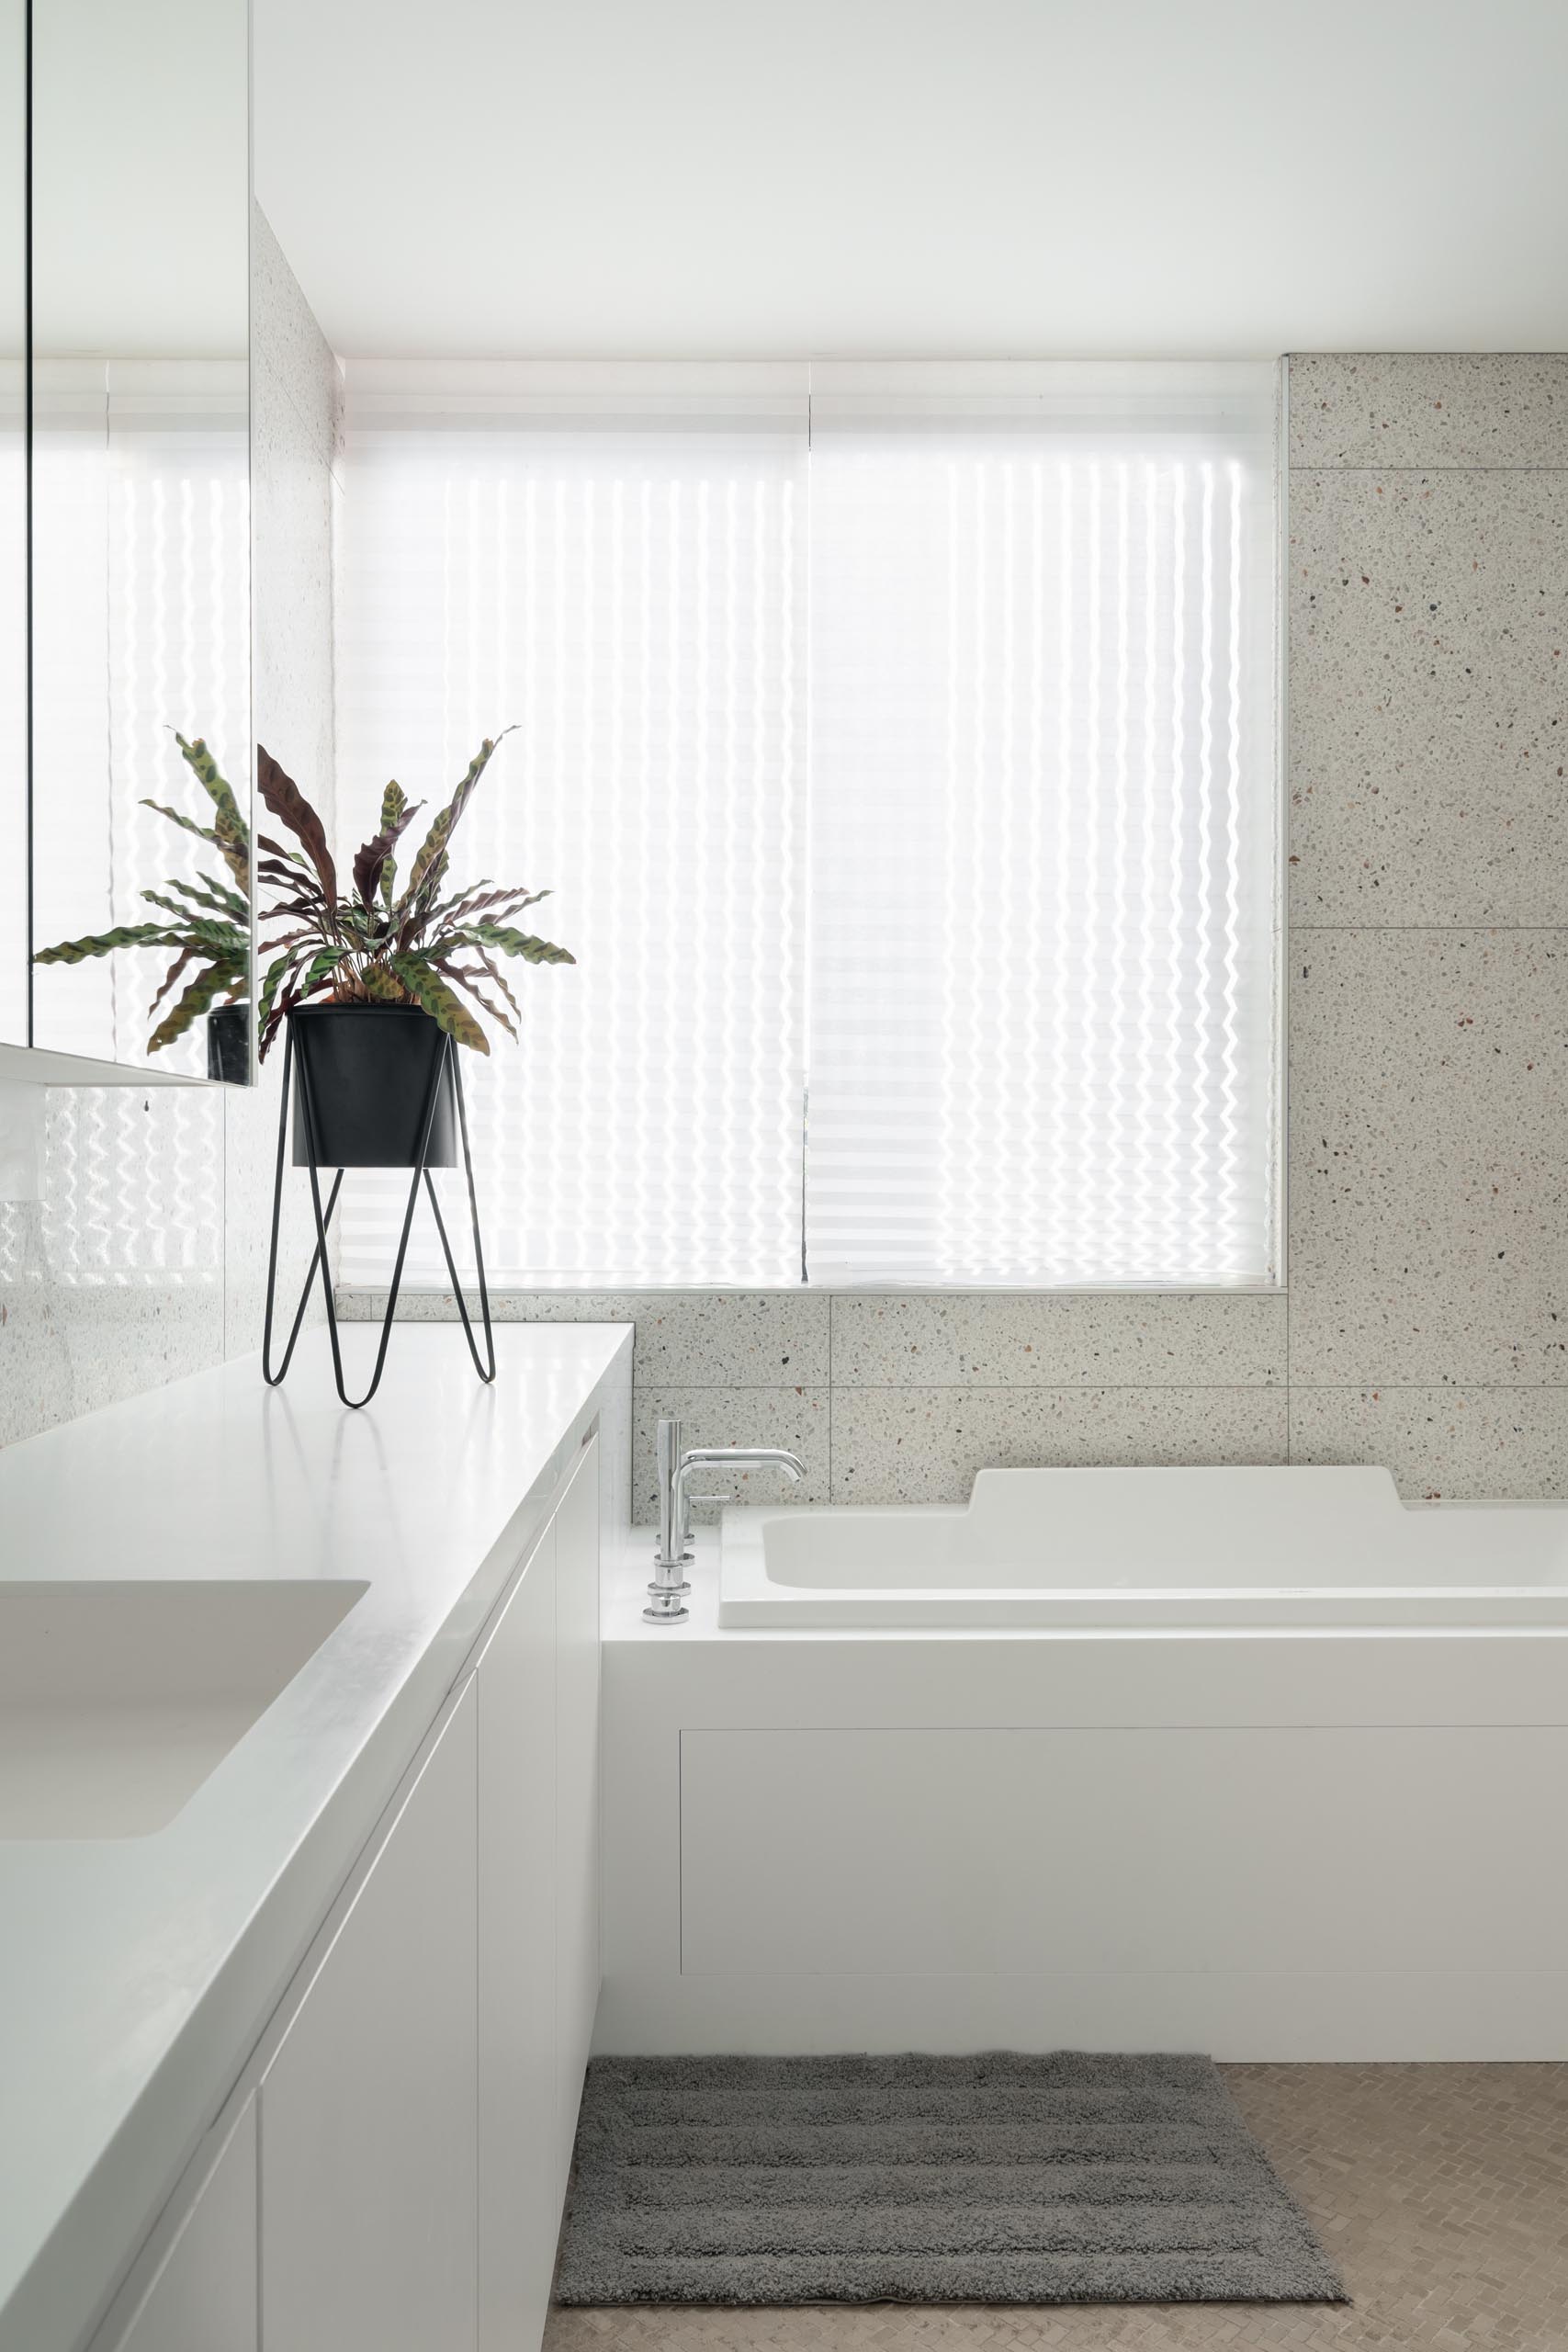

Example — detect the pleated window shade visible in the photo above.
[29,361,250,1080]
[336,361,1281,1291]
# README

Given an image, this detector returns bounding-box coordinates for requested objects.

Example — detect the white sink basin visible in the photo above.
[0,1580,367,1839]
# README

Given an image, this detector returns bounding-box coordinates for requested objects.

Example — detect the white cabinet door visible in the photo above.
[260,1682,479,2352]
[475,1518,557,2352]
[99,2098,257,2352]
[553,1436,601,2197]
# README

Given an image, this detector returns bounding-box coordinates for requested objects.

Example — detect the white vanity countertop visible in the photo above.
[0,1322,633,2352]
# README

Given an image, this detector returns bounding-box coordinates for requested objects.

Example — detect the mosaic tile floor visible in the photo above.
[547,2063,1568,2351]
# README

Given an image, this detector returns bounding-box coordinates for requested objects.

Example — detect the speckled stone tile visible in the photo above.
[547,2062,1568,2350]
[831,1293,1286,1388]
[1289,930,1567,1387]
[1290,1386,1568,1500]
[631,1386,829,1524]
[252,204,343,481]
[0,1086,225,1446]
[829,1388,1288,1506]
[251,302,338,794]
[1288,469,1568,925]
[338,1289,828,1386]
[1290,353,1568,469]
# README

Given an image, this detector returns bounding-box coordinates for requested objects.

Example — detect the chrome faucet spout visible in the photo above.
[645,1419,807,1623]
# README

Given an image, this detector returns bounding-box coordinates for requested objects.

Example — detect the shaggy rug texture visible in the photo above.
[555,2051,1348,2307]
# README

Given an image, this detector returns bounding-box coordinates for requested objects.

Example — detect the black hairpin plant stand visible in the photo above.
[261,1009,496,1409]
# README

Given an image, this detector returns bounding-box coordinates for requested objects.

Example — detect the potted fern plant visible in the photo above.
[256,728,573,1170]
[33,733,253,1080]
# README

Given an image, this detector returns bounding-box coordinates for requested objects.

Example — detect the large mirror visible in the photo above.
[0,0,23,1049]
[26,0,254,1081]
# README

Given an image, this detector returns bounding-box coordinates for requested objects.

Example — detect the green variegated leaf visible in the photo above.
[457,921,575,966]
[173,734,251,893]
[437,961,515,1040]
[296,946,349,1001]
[397,731,513,919]
[257,946,305,1033]
[164,872,250,923]
[473,945,521,1023]
[146,962,231,1054]
[34,922,186,967]
[363,962,407,1002]
[148,947,195,1017]
[353,788,423,910]
[139,891,248,956]
[389,954,490,1052]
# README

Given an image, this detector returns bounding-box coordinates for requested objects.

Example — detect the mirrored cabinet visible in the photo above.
[6,0,254,1084]
[0,0,24,1051]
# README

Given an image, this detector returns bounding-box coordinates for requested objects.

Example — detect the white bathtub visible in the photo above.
[607,1462,1568,2059]
[717,1464,1568,1629]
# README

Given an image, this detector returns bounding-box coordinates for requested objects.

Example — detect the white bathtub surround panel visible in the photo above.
[830,1291,1286,1387]
[1288,354,1568,470]
[1289,470,1568,926]
[678,1725,1568,1979]
[0,1325,630,2352]
[338,1286,830,1386]
[632,1386,829,1525]
[1288,930,1567,1388]
[830,1385,1288,1507]
[1291,1387,1568,1500]
[598,1548,1568,2059]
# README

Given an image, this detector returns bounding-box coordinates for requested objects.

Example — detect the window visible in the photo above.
[337,362,1280,1290]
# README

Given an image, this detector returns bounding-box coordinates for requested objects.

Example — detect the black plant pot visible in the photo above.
[289,1003,458,1169]
[206,1001,251,1084]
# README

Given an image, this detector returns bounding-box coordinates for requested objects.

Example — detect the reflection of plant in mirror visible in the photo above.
[254,728,573,1062]
[32,733,252,1053]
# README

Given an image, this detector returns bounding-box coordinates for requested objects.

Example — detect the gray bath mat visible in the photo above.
[556,2052,1346,2307]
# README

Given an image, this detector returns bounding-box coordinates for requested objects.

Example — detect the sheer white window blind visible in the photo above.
[337,360,1281,1291]
[30,359,250,1079]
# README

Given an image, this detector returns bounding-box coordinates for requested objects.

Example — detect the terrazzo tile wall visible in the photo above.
[352,352,1561,1515]
[0,210,338,1447]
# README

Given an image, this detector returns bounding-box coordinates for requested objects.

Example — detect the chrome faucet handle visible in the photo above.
[645,1423,806,1625]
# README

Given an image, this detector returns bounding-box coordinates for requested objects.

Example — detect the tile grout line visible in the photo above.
[827,1294,836,1503]
[628,1379,1565,1392]
[1290,923,1568,933]
[1288,459,1568,475]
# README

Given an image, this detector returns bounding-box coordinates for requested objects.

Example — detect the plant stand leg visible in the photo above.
[260,1024,493,1408]
[262,1022,344,1386]
[421,1044,496,1383]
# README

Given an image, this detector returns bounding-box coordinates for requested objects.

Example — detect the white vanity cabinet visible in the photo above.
[95,2099,257,2352]
[252,1434,602,2352]
[259,1681,479,2352]
[476,1512,558,2352]
[79,1421,606,2352]
[552,1437,602,2198]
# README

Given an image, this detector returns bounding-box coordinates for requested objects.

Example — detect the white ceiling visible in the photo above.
[255,0,1568,359]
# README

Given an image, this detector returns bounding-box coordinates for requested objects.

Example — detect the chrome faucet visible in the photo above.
[645,1415,806,1623]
